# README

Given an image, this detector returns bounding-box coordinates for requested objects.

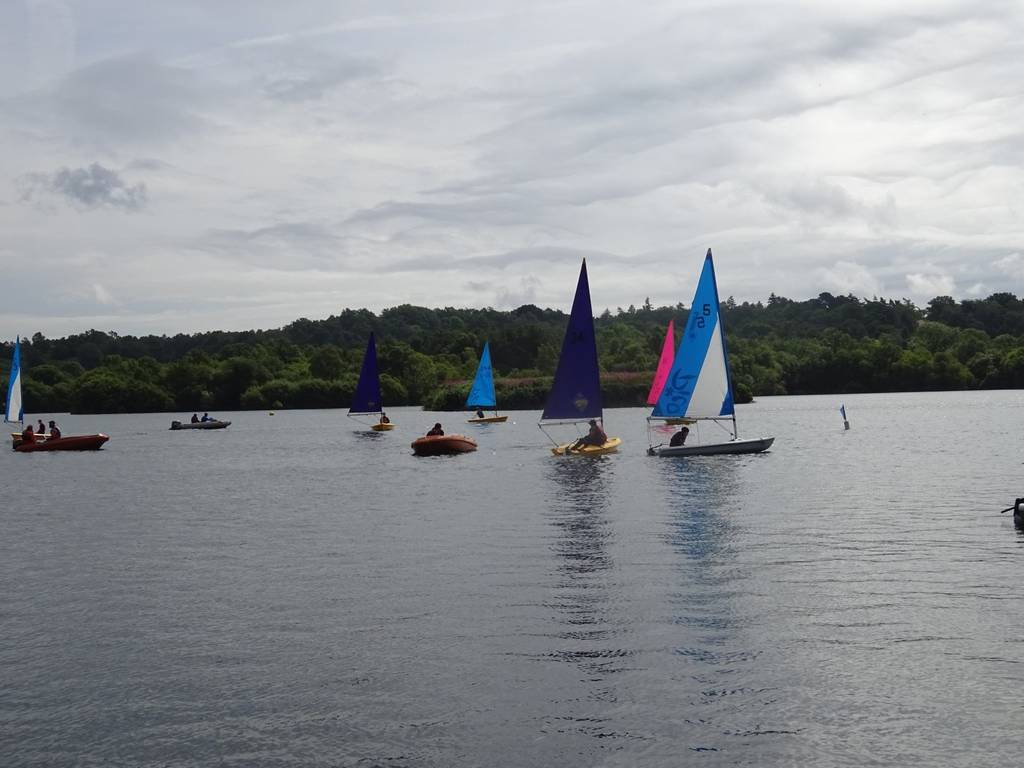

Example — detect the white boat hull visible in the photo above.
[649,436,774,457]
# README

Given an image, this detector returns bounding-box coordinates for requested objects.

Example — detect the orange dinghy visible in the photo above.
[14,434,110,452]
[410,434,477,456]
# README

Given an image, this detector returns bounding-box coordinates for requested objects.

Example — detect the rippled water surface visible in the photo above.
[3,392,1024,766]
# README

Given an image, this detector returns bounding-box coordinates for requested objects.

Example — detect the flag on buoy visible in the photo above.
[840,403,850,430]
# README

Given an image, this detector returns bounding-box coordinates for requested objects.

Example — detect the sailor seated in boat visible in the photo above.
[571,419,607,450]
[380,412,390,424]
[37,419,46,435]
[48,420,61,440]
[475,409,485,419]
[669,426,689,447]
[427,422,444,436]
[20,424,35,444]
[201,413,212,422]
[191,413,200,423]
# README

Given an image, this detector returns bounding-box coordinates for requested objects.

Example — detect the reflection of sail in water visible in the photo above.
[655,460,788,748]
[540,458,630,736]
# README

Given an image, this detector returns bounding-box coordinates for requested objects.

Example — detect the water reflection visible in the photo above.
[655,459,786,750]
[538,458,627,743]
[543,458,614,648]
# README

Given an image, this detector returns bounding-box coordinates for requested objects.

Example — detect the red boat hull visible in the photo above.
[410,434,477,456]
[14,434,110,452]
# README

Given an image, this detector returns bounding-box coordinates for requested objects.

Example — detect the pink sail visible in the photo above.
[646,319,675,405]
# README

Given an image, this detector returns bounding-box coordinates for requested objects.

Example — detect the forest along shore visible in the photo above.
[2,292,1020,414]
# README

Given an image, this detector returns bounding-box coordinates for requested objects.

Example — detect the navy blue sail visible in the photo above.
[465,342,497,409]
[541,260,603,421]
[349,333,383,414]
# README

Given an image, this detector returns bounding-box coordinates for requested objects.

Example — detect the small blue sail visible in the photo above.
[349,332,383,414]
[466,342,497,409]
[542,260,603,421]
[653,249,735,419]
[5,336,23,424]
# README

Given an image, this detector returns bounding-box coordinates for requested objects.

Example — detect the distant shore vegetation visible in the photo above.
[4,292,1024,415]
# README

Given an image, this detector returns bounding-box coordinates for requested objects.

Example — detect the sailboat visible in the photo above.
[647,320,675,406]
[466,342,508,423]
[348,332,393,431]
[647,249,774,457]
[538,260,621,456]
[5,336,23,427]
[6,336,110,451]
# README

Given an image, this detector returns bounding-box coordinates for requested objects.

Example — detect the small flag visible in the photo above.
[839,404,846,420]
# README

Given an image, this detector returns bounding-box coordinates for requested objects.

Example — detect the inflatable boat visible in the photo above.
[13,434,110,452]
[411,434,478,456]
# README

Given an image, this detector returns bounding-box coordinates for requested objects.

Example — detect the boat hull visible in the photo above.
[551,436,622,456]
[650,436,774,457]
[14,434,110,452]
[411,434,478,456]
[371,423,395,431]
[170,421,231,430]
[467,415,508,424]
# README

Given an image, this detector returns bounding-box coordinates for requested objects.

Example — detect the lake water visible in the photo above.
[2,391,1023,766]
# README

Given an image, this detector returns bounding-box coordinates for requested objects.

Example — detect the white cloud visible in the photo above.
[906,272,955,298]
[815,261,884,297]
[1,0,1023,337]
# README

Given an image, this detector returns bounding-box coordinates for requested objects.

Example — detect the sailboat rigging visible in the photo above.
[647,249,774,457]
[4,336,23,426]
[538,260,621,455]
[466,342,508,423]
[348,332,393,431]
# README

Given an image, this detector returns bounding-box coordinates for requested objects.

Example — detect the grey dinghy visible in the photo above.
[170,420,231,430]
[649,436,774,457]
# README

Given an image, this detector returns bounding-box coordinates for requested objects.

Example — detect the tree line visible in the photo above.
[3,291,1024,415]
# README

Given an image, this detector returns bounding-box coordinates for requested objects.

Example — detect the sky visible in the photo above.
[1,0,1022,338]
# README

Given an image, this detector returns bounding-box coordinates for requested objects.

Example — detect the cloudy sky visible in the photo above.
[1,0,1022,338]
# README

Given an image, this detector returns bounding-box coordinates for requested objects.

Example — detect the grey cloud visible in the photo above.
[387,245,623,274]
[7,54,210,148]
[19,163,147,211]
[263,58,383,102]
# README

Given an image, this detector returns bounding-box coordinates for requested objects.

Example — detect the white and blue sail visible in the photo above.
[652,249,735,425]
[466,342,497,410]
[5,336,23,424]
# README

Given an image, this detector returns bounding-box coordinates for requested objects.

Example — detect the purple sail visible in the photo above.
[542,260,603,421]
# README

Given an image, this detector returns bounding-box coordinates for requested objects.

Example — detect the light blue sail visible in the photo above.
[5,336,23,424]
[652,249,735,419]
[466,342,497,409]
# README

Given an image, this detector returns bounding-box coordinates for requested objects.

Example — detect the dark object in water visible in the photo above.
[999,498,1024,528]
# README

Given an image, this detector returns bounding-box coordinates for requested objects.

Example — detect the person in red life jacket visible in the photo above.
[20,424,35,444]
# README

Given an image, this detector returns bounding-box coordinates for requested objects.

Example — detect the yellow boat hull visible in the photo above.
[371,423,395,431]
[550,437,622,456]
[467,415,509,424]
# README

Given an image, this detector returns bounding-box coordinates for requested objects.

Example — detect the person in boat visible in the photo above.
[190,413,200,423]
[37,419,46,435]
[475,408,485,419]
[380,412,390,424]
[201,413,211,422]
[427,422,444,436]
[571,419,607,451]
[669,426,690,447]
[20,424,35,444]
[48,420,61,440]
